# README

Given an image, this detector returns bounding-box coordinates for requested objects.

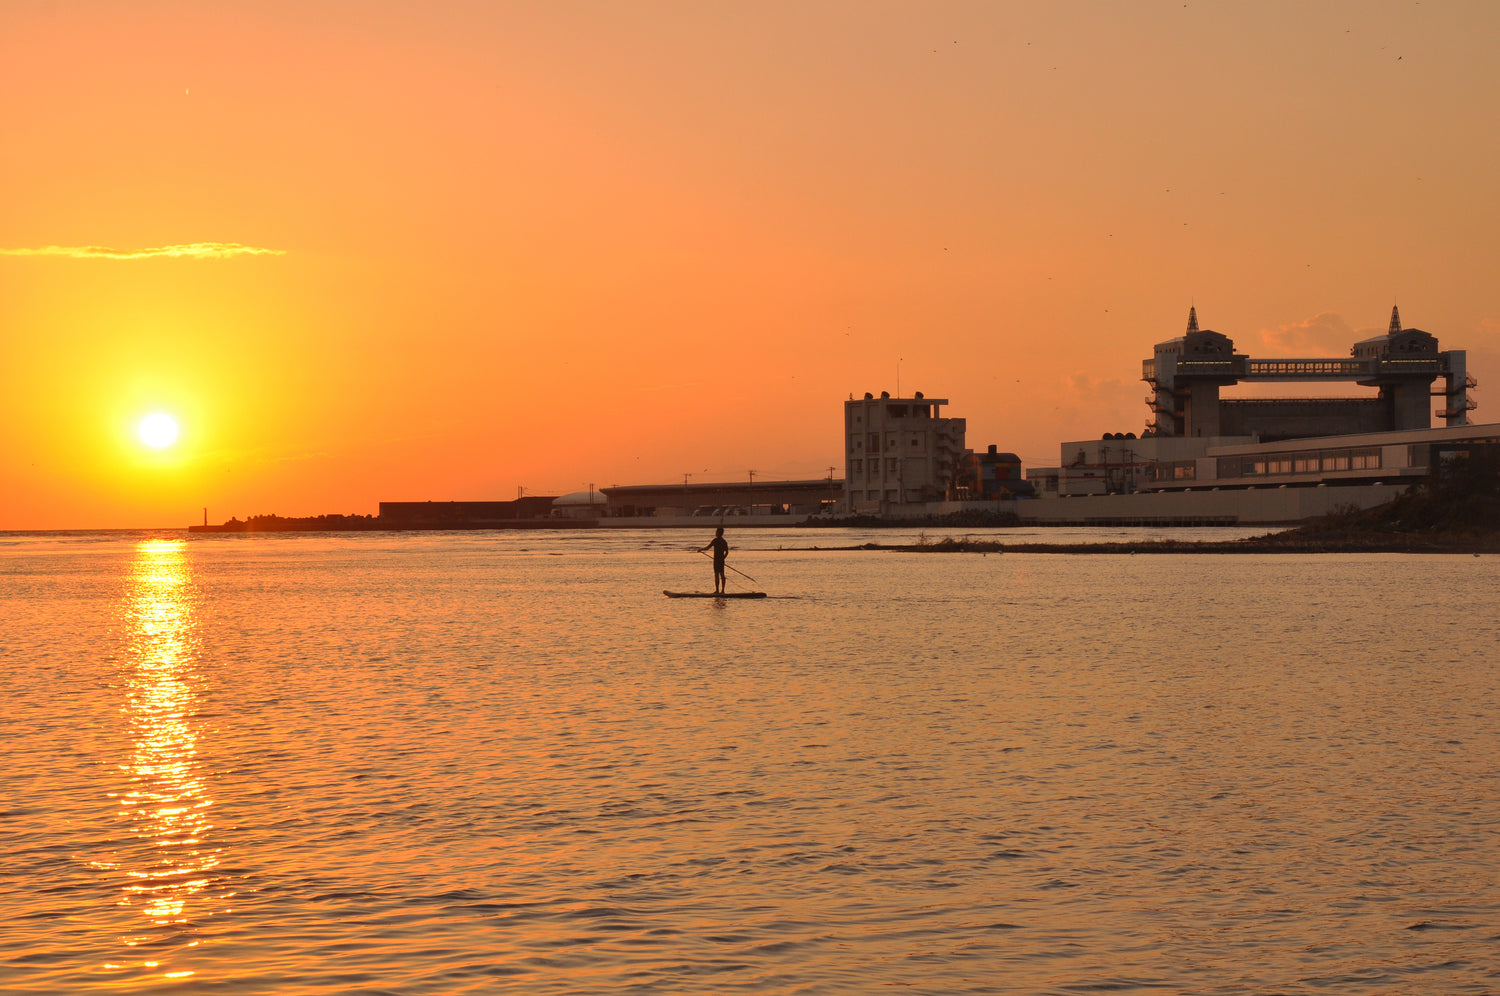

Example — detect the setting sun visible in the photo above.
[138,413,179,449]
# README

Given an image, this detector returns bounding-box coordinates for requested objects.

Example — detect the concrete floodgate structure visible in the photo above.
[1017,306,1494,524]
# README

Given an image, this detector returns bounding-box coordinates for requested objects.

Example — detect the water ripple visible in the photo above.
[2,533,1498,993]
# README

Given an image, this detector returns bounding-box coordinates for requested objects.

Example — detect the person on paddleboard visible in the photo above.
[699,527,729,594]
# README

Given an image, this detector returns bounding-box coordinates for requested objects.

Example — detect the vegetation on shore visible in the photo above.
[1277,448,1500,548]
[190,513,382,533]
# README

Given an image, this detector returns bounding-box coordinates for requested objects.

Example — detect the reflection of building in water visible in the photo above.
[114,540,218,938]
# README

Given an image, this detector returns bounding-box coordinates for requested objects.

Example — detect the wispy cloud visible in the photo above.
[1255,312,1354,354]
[0,242,285,260]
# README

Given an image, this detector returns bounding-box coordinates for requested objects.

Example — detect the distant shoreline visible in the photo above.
[795,462,1500,554]
[6,527,1491,554]
[791,536,1495,554]
[39,457,1497,553]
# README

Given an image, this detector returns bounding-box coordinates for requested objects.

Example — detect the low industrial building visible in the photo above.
[551,489,609,519]
[378,497,557,527]
[598,479,841,519]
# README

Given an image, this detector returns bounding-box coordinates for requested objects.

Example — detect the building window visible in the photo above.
[869,432,880,453]
[887,458,898,474]
[852,459,862,474]
[1248,458,1300,475]
[1294,457,1318,473]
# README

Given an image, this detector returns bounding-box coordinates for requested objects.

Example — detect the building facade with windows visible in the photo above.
[843,392,967,514]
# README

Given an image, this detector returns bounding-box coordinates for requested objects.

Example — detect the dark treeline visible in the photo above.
[192,514,383,533]
[1281,447,1500,548]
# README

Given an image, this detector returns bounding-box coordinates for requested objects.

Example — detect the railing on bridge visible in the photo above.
[1245,358,1369,378]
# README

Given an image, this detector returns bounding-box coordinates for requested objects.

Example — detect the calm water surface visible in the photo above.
[3,530,1498,994]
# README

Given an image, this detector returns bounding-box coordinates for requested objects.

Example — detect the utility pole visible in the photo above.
[827,465,836,480]
[683,472,692,487]
[747,469,756,485]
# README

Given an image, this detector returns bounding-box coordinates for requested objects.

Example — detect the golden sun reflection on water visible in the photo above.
[111,539,215,973]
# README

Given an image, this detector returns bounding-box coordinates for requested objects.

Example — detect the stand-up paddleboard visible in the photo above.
[663,590,767,599]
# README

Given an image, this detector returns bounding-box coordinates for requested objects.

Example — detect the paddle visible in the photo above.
[697,548,760,586]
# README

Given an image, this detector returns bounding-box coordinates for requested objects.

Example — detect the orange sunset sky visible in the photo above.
[3,1,1499,529]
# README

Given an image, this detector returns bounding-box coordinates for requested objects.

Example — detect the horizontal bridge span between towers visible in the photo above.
[1144,356,1452,382]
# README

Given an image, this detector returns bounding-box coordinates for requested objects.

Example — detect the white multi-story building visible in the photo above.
[844,392,967,514]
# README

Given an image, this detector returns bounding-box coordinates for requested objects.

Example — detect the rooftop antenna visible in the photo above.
[897,357,903,398]
[1389,303,1402,334]
[1186,305,1199,334]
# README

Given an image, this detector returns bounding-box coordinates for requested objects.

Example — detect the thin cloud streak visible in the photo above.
[0,242,285,260]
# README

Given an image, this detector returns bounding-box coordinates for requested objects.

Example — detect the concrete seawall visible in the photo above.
[1014,482,1407,525]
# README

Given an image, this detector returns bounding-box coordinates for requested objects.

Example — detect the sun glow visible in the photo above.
[138,413,179,449]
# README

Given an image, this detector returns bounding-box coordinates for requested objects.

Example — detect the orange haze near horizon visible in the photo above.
[3,1,1499,528]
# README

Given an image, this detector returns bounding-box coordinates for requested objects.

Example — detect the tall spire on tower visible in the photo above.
[1388,304,1402,335]
[1186,305,1199,335]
